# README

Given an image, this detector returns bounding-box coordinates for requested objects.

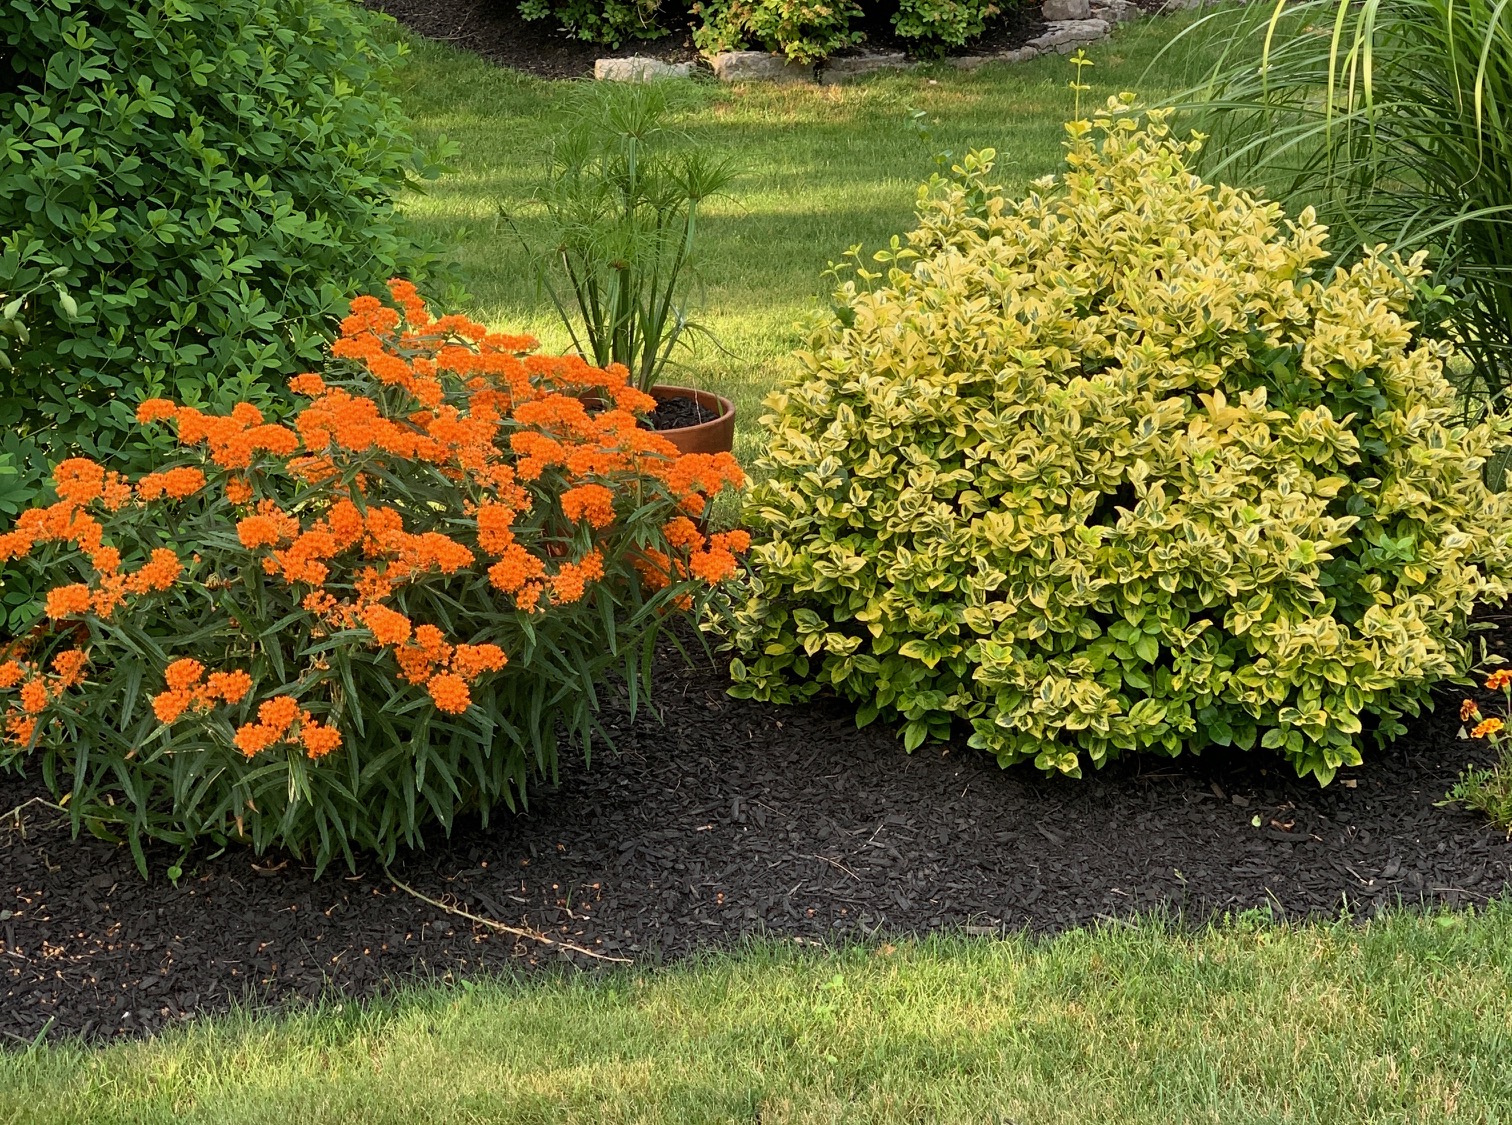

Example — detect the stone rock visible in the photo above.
[1090,0,1143,22]
[1041,0,1091,20]
[820,51,909,83]
[710,51,815,83]
[594,57,694,81]
[952,46,1040,69]
[1026,18,1110,53]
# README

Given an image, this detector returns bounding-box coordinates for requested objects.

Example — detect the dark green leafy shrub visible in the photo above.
[892,0,999,51]
[519,0,668,45]
[729,98,1512,784]
[0,0,451,502]
[692,0,862,62]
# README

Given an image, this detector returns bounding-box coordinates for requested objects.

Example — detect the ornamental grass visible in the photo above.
[0,280,746,875]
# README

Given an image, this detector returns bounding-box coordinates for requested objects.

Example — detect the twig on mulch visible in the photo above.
[382,867,632,964]
[1,796,68,834]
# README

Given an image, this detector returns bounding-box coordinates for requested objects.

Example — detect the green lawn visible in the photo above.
[6,910,1512,1123]
[385,13,1225,469]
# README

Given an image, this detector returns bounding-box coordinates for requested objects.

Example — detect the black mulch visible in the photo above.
[359,0,1049,80]
[5,629,1512,1044]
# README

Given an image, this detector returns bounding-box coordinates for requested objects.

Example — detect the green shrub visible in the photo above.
[0,0,450,504]
[693,0,863,62]
[0,283,749,875]
[519,0,668,45]
[892,0,999,51]
[728,97,1512,784]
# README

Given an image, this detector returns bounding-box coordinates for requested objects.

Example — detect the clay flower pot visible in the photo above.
[649,384,736,455]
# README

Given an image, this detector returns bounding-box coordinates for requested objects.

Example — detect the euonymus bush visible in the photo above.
[729,97,1512,783]
[0,283,747,874]
[0,0,449,498]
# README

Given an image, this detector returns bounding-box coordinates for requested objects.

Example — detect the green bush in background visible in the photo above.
[729,98,1512,783]
[0,0,451,508]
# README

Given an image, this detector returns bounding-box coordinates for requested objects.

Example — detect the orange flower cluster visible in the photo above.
[150,659,254,724]
[230,694,342,760]
[0,646,89,746]
[635,518,751,592]
[0,278,748,767]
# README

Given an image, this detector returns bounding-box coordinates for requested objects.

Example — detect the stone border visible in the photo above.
[596,1,1152,83]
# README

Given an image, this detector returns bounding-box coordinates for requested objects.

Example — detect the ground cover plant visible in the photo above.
[4,911,1512,1122]
[729,96,1512,782]
[0,281,747,874]
[0,0,450,520]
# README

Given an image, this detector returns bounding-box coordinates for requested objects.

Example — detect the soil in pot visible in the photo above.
[646,394,721,431]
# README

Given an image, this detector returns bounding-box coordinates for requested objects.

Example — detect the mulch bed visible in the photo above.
[359,0,1048,79]
[5,628,1512,1044]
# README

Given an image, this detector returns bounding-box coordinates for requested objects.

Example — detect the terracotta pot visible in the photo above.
[649,384,736,455]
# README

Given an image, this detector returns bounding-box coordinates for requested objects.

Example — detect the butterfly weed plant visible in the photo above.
[0,282,747,876]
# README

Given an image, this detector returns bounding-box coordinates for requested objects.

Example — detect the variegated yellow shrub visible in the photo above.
[728,96,1512,783]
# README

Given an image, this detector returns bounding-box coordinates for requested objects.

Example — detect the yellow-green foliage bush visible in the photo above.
[728,97,1512,783]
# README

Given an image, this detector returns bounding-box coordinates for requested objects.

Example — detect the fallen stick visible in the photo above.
[382,868,632,965]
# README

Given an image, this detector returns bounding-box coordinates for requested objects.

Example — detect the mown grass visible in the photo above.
[384,13,1227,468]
[5,909,1512,1123]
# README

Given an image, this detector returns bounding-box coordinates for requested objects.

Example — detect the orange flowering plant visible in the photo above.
[1447,668,1512,829]
[0,281,747,874]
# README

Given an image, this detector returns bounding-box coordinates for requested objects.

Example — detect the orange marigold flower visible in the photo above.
[301,721,342,759]
[427,672,471,714]
[164,658,205,692]
[19,680,48,714]
[1486,669,1512,691]
[1472,717,1505,739]
[51,649,88,688]
[205,670,253,705]
[362,603,412,646]
[136,398,179,423]
[0,661,23,689]
[257,695,300,734]
[152,689,192,725]
[44,584,92,620]
[1462,699,1480,722]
